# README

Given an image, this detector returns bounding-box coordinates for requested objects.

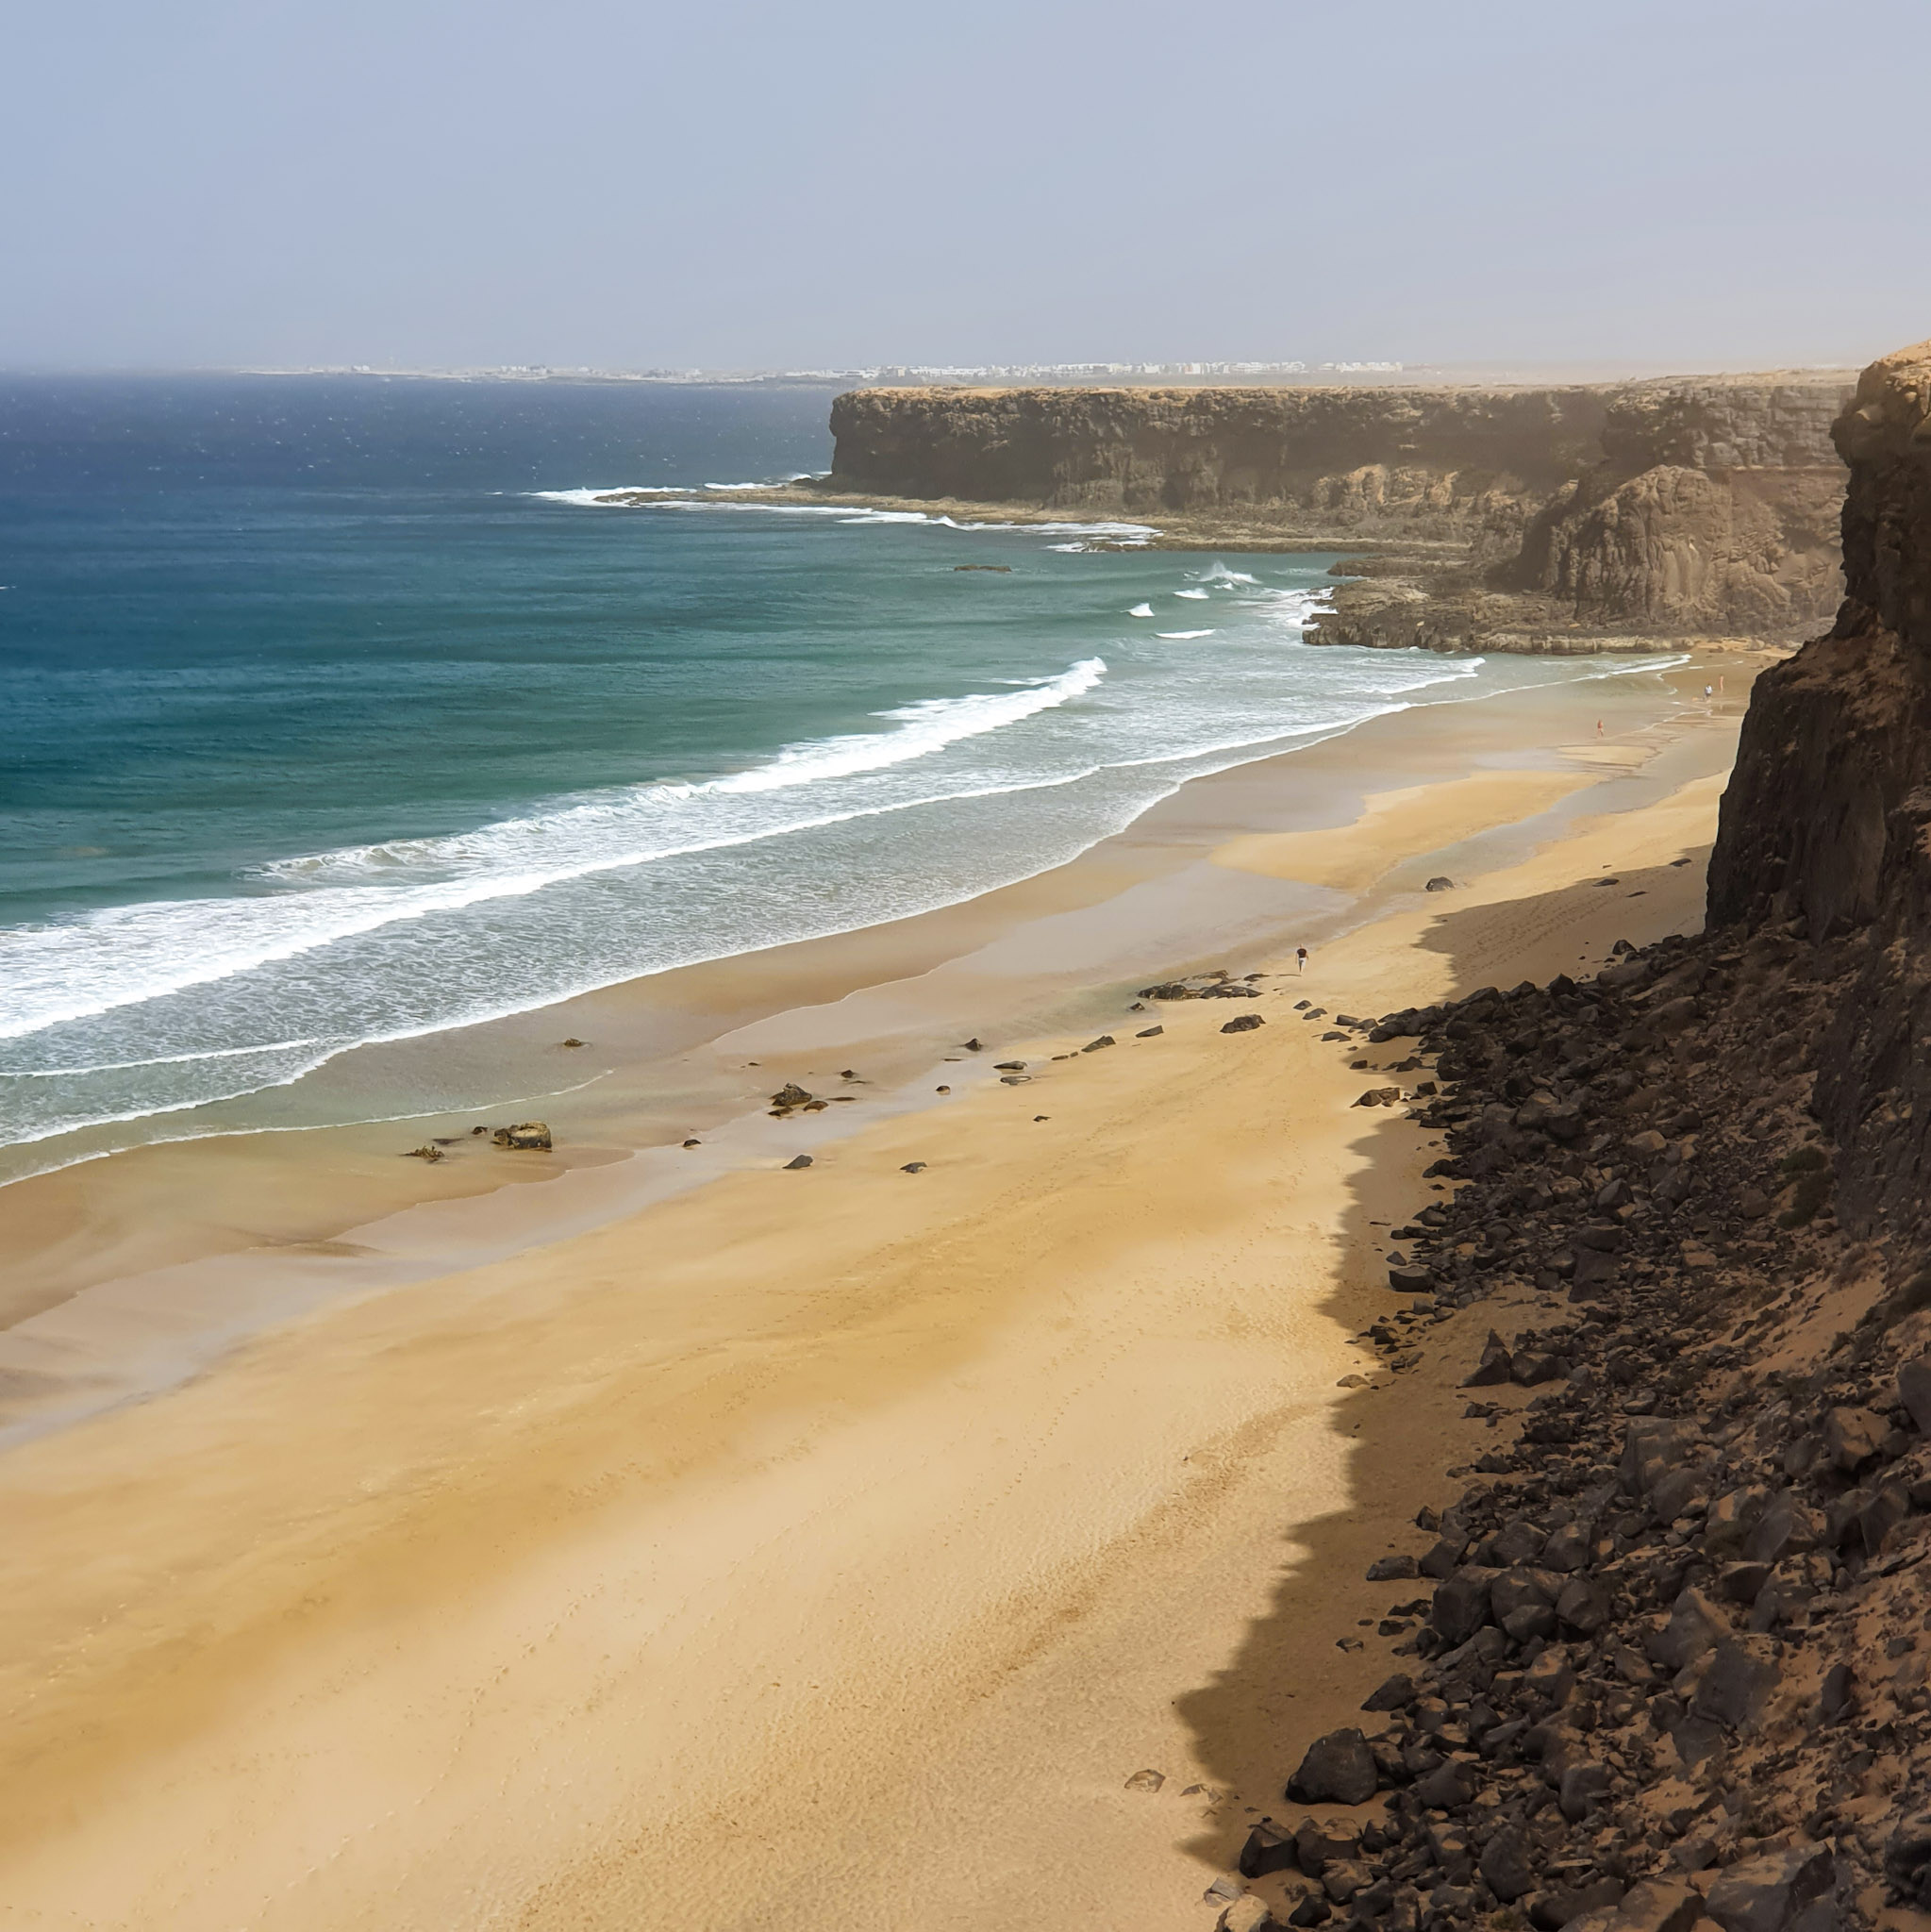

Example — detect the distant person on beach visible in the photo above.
[1705,684,1714,702]
[1595,720,1604,737]
[1295,946,1307,974]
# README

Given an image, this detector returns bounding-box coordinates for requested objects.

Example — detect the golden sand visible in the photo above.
[0,676,1740,1931]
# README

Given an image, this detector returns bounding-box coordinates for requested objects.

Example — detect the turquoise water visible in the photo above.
[1,375,1631,1173]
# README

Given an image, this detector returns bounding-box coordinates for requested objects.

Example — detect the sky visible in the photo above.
[5,0,1930,374]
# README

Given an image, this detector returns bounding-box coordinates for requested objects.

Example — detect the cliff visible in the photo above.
[1232,344,1931,1932]
[828,385,1611,552]
[1708,337,1931,1241]
[824,375,1856,652]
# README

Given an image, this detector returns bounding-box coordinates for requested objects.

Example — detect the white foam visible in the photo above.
[1174,588,1209,600]
[530,486,695,506]
[1128,603,1155,617]
[530,491,1158,542]
[1190,561,1261,586]
[1155,630,1215,640]
[0,660,1108,1043]
[1,1038,328,1079]
[693,658,1107,796]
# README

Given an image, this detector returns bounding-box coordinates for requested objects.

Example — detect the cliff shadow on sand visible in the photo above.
[1169,339,1931,1932]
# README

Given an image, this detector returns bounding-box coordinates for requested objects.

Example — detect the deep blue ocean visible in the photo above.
[0,375,1622,1174]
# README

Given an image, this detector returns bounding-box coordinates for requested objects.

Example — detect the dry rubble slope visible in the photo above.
[1193,339,1931,1932]
[822,375,1855,653]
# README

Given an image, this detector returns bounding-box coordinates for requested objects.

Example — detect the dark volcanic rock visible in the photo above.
[1703,1847,1834,1932]
[1287,1728,1378,1806]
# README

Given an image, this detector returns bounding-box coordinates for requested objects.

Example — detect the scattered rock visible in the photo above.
[901,1161,926,1173]
[491,1122,552,1150]
[1885,1810,1931,1907]
[783,1155,812,1170]
[1822,1404,1887,1472]
[1136,1024,1164,1038]
[1424,876,1455,891]
[1360,1671,1417,1710]
[1461,1329,1514,1387]
[1703,1846,1834,1932]
[1082,1035,1116,1052]
[1286,1727,1377,1806]
[1365,1554,1418,1581]
[1217,1897,1280,1932]
[1123,1767,1165,1792]
[1222,1013,1265,1033]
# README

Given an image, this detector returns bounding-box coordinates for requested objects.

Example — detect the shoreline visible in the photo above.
[0,655,1740,1411]
[0,648,1757,1929]
[0,658,1750,1929]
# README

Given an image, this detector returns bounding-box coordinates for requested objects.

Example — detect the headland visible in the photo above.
[600,370,1857,657]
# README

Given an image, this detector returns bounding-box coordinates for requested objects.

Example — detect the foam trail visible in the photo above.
[2,1038,327,1079]
[1174,588,1209,600]
[531,491,1159,541]
[0,659,1108,1041]
[1155,630,1215,640]
[530,486,683,506]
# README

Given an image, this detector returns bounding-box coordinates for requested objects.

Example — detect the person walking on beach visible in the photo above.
[1595,720,1604,737]
[1295,946,1307,974]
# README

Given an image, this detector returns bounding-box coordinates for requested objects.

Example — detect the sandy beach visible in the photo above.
[0,656,1756,1930]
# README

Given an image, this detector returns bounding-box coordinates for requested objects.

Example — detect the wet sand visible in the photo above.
[0,657,1754,1929]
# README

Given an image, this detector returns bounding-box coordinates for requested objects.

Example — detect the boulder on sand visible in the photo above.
[491,1122,552,1150]
[1287,1726,1377,1805]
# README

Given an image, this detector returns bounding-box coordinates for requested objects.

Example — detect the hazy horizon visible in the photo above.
[6,0,1930,375]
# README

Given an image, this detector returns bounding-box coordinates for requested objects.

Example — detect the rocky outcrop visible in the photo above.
[1157,343,1931,1932]
[823,375,1856,652]
[1233,929,1924,1932]
[1218,341,1931,1932]
[829,385,1612,550]
[1709,338,1931,1249]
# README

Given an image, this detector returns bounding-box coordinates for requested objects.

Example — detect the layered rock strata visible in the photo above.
[821,375,1854,653]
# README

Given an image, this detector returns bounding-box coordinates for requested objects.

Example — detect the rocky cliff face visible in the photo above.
[825,375,1856,651]
[1709,338,1931,1241]
[1499,380,1851,641]
[1224,348,1931,1932]
[829,385,1610,549]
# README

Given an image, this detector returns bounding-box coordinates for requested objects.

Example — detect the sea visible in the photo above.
[0,375,1650,1181]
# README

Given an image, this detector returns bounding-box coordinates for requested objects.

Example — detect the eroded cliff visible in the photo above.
[1709,337,1931,1241]
[824,375,1856,652]
[1198,344,1931,1932]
